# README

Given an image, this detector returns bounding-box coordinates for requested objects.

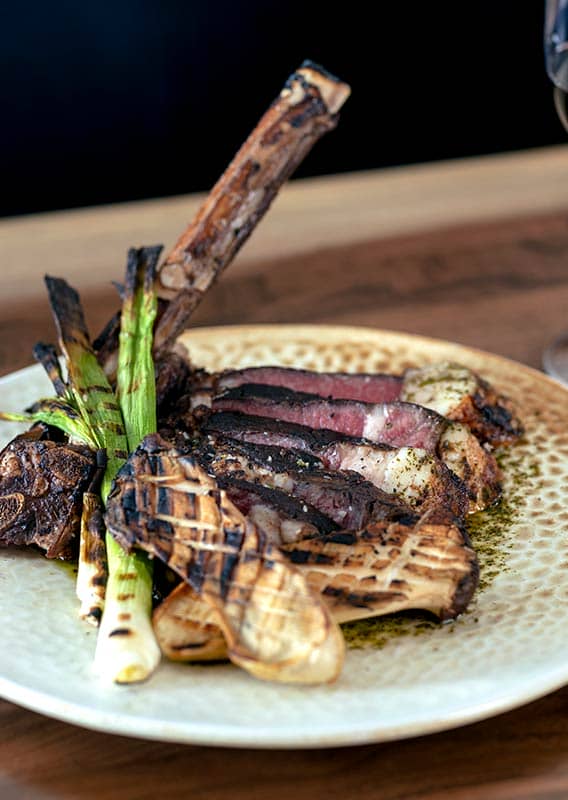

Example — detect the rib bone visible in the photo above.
[97,61,350,372]
[154,62,350,352]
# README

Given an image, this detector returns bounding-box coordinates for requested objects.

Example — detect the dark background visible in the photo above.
[2,1,563,217]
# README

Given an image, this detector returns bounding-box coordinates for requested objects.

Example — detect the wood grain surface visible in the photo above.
[2,147,568,799]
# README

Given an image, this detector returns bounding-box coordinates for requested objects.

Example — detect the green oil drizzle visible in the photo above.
[342,446,540,650]
[342,610,439,650]
[468,447,539,591]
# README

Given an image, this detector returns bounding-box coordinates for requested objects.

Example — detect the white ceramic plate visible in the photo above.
[1,324,568,749]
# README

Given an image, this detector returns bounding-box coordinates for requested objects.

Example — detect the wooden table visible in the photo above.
[2,146,568,799]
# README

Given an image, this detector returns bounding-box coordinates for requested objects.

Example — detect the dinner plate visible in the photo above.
[1,324,567,749]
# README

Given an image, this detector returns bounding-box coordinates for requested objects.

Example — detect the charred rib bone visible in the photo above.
[153,63,351,355]
[96,62,351,373]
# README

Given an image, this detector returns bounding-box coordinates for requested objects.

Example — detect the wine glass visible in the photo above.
[543,1,568,382]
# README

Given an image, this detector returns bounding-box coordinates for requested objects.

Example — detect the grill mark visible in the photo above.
[109,628,132,637]
[157,486,171,517]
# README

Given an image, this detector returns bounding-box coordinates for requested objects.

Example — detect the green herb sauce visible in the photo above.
[342,446,539,650]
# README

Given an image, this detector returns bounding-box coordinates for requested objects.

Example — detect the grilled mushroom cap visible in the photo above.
[105,434,344,684]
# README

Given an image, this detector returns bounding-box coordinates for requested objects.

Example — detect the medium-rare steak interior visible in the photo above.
[194,361,523,446]
[214,384,446,451]
[202,412,469,518]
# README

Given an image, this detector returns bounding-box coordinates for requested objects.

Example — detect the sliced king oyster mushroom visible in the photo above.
[104,434,345,684]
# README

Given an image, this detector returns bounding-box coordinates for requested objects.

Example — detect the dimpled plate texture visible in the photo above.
[1,324,568,749]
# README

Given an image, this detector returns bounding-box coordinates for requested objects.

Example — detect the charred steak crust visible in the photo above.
[200,435,326,473]
[0,433,98,559]
[198,435,416,529]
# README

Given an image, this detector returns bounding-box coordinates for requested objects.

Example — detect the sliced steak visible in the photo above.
[195,361,522,447]
[217,475,338,540]
[203,413,468,518]
[198,436,415,530]
[203,410,352,451]
[218,366,403,403]
[213,383,446,451]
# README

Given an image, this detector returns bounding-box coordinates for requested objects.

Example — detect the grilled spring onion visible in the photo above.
[40,249,162,683]
[2,255,163,677]
[94,246,162,683]
[41,275,130,635]
[77,490,107,624]
[0,248,164,681]
[29,343,108,624]
[0,397,95,446]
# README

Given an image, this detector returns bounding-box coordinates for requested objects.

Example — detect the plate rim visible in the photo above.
[3,662,568,749]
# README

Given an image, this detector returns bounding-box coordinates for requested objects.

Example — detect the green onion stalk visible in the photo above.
[1,249,163,681]
[94,246,162,683]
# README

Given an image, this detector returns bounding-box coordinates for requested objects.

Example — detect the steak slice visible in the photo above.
[218,366,403,403]
[0,430,99,559]
[213,383,446,451]
[208,380,501,514]
[198,436,415,529]
[203,413,468,518]
[192,361,522,447]
[203,409,350,451]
